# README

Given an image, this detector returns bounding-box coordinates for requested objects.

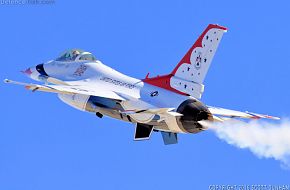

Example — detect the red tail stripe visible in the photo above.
[171,24,227,75]
[143,24,227,96]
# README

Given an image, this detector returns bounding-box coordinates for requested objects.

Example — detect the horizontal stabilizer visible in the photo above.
[208,106,280,120]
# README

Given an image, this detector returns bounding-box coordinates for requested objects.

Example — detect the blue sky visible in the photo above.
[1,0,290,189]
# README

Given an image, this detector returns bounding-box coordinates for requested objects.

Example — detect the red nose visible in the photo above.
[22,68,32,76]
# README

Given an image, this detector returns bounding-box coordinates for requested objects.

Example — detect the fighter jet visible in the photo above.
[4,24,279,145]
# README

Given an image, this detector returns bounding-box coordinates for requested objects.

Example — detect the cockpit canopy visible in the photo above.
[55,49,97,62]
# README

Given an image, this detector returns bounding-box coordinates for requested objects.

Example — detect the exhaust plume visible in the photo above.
[200,119,290,168]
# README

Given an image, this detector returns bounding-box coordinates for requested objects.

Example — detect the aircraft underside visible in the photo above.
[67,94,214,145]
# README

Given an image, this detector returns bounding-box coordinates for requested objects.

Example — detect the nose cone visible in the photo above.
[22,63,50,82]
[22,65,44,81]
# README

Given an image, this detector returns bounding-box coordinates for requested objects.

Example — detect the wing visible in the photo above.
[208,106,280,121]
[4,79,125,101]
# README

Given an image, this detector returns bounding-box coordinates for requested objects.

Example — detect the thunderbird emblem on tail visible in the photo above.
[4,24,279,145]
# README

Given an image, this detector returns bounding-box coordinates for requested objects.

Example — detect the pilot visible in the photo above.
[72,50,80,60]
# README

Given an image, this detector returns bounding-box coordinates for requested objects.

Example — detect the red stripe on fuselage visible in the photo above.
[142,74,189,96]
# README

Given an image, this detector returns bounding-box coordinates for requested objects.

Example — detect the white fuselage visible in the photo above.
[37,60,204,133]
[8,25,277,144]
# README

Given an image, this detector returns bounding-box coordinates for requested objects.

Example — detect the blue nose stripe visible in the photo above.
[36,64,48,76]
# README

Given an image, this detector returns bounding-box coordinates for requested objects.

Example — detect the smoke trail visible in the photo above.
[201,119,290,168]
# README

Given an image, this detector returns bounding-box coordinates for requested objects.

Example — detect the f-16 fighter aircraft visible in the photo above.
[5,24,279,145]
